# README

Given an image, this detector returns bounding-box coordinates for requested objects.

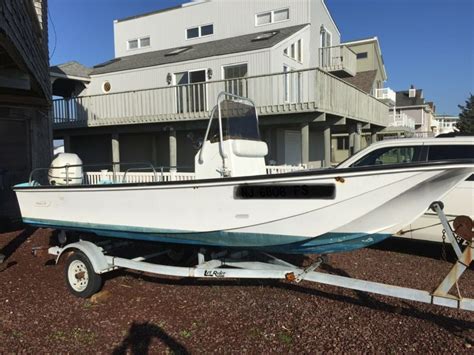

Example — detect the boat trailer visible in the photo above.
[47,202,474,311]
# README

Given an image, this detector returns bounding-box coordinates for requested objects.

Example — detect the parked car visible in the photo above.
[336,137,473,242]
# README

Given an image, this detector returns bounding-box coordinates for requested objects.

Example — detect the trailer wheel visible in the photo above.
[65,251,102,298]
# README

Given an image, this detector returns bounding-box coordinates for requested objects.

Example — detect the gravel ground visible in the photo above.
[0,228,473,353]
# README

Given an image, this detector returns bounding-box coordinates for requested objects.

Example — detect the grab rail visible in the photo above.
[28,162,192,186]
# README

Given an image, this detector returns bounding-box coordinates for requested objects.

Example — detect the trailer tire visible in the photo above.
[65,251,103,298]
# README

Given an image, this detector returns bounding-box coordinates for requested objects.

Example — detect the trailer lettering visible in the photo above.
[204,270,226,277]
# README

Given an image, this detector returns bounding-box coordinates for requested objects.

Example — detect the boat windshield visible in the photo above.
[208,99,260,142]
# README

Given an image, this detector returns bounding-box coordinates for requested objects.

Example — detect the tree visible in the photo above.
[456,94,474,133]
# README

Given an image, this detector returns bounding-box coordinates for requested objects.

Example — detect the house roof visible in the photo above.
[341,70,377,93]
[91,24,309,75]
[50,61,92,79]
[396,89,425,107]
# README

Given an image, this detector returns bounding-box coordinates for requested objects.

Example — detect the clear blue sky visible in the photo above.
[48,0,473,115]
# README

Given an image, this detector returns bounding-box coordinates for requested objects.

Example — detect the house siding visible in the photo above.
[309,0,340,68]
[114,0,311,58]
[0,0,52,227]
[0,0,51,100]
[86,50,272,95]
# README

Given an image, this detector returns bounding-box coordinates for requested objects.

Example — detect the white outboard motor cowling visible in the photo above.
[48,153,83,186]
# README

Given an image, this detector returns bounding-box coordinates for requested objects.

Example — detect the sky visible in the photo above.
[48,0,473,115]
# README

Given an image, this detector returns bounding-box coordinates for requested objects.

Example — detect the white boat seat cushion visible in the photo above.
[232,140,268,158]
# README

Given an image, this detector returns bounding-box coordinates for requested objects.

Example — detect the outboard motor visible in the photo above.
[48,153,83,186]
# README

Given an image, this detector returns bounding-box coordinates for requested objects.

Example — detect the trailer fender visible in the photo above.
[51,241,110,274]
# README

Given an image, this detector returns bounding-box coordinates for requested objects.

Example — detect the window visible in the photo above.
[282,65,300,102]
[351,146,423,167]
[223,64,248,96]
[186,24,214,39]
[102,81,111,93]
[284,39,303,63]
[337,137,349,150]
[428,145,474,161]
[255,8,289,26]
[139,37,150,47]
[356,52,368,59]
[296,39,302,62]
[187,27,199,39]
[201,24,214,36]
[273,9,289,22]
[127,39,138,50]
[256,12,271,26]
[127,37,150,50]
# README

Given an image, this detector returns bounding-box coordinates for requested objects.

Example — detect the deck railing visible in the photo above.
[374,88,396,105]
[53,67,388,129]
[318,46,357,77]
[389,113,415,130]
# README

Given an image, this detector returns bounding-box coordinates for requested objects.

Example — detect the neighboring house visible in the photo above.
[330,37,393,162]
[433,114,459,136]
[51,0,390,171]
[0,0,52,228]
[392,86,437,137]
[342,37,387,95]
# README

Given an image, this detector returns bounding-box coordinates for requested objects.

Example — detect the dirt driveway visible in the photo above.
[0,228,473,353]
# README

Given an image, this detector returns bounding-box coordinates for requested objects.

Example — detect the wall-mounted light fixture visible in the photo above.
[207,68,213,80]
[166,73,172,85]
[320,25,325,34]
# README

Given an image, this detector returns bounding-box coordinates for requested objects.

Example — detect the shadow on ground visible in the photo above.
[107,262,474,346]
[113,321,189,355]
[0,227,35,265]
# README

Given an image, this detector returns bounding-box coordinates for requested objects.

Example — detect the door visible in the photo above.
[284,130,302,165]
[320,28,332,67]
[175,70,207,113]
[223,64,248,96]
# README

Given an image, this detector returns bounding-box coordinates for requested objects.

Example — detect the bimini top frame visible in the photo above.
[198,91,260,174]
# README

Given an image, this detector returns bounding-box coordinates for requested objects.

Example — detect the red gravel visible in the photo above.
[0,228,473,353]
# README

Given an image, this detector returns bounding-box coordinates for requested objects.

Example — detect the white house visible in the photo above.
[50,0,390,170]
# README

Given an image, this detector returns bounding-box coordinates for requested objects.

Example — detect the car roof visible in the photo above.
[369,137,474,147]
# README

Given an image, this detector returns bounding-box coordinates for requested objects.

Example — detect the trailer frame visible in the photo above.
[48,202,473,311]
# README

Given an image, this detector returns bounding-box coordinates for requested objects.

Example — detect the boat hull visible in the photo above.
[14,162,473,254]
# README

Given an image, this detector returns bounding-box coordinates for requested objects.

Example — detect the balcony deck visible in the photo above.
[318,46,357,78]
[53,68,388,130]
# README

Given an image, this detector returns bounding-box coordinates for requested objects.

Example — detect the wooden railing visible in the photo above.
[319,46,357,77]
[390,113,415,130]
[53,68,388,129]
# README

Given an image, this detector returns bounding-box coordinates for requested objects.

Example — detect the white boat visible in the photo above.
[13,93,473,254]
[336,136,474,241]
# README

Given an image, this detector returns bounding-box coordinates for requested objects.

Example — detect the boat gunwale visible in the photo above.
[12,159,474,191]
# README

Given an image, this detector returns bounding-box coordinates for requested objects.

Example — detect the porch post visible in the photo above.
[169,129,177,170]
[151,135,158,167]
[348,123,361,156]
[63,135,71,153]
[301,123,309,165]
[323,126,331,167]
[354,123,361,154]
[111,133,120,173]
[371,131,378,145]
